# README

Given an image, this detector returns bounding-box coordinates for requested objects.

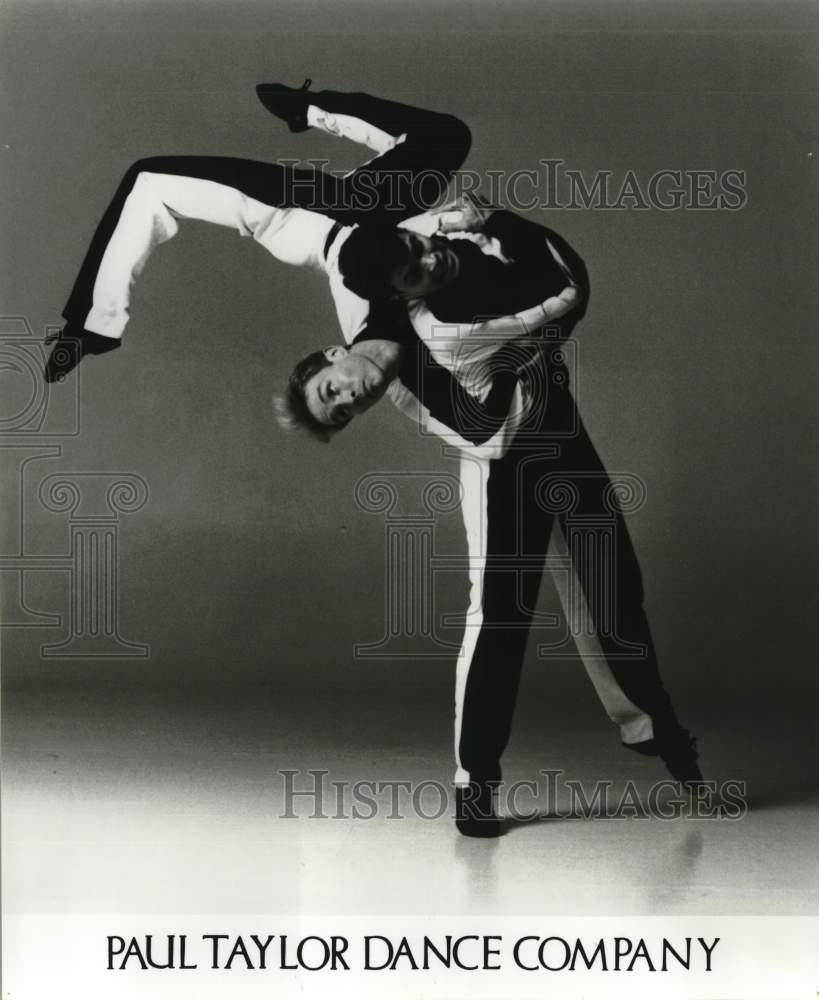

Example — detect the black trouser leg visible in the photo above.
[555,403,688,751]
[294,89,472,223]
[457,442,555,782]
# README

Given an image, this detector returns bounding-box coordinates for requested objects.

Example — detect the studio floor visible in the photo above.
[3,676,817,920]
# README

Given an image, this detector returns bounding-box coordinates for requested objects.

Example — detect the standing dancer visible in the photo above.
[263,85,703,835]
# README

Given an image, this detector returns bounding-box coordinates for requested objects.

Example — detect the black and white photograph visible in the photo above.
[1,0,817,996]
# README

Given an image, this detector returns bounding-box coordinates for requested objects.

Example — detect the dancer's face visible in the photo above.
[304,347,390,430]
[389,232,460,298]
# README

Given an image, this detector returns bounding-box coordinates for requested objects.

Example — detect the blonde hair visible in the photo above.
[274,349,338,443]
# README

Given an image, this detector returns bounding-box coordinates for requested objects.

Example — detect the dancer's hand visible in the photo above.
[433,193,497,234]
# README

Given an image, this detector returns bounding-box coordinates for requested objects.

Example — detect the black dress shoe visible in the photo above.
[44,325,121,383]
[255,78,313,133]
[455,781,501,838]
[661,732,704,792]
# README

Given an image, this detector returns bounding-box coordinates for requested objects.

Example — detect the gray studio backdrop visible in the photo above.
[1,0,816,744]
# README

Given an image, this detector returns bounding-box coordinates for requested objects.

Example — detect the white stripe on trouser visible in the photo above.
[84,173,332,339]
[452,457,653,785]
[548,519,654,746]
[453,453,490,787]
[306,105,405,162]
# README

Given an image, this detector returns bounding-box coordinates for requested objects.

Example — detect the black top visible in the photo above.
[353,212,586,446]
[424,211,572,322]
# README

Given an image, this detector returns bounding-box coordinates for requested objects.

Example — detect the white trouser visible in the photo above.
[85,173,334,340]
